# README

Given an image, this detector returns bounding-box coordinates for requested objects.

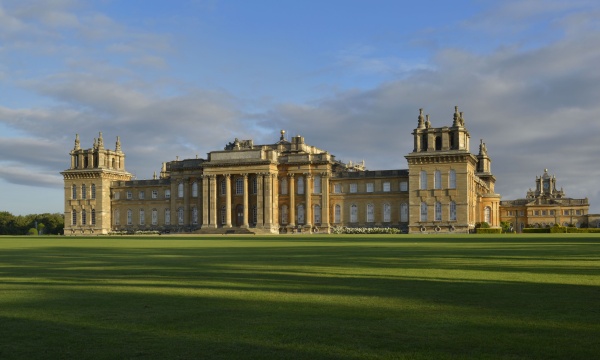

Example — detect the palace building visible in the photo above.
[61,106,503,235]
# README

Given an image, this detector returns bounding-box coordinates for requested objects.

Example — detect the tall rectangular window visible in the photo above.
[235,178,243,195]
[91,209,96,225]
[449,170,456,189]
[334,204,341,223]
[383,182,391,192]
[192,207,198,225]
[126,191,132,200]
[152,190,158,199]
[165,190,171,199]
[165,209,171,225]
[139,191,145,199]
[313,176,321,194]
[366,183,374,193]
[152,209,158,225]
[350,204,358,222]
[400,181,408,191]
[449,201,457,221]
[435,202,442,221]
[400,203,408,222]
[81,184,87,199]
[420,171,428,190]
[281,178,288,194]
[349,184,357,193]
[192,182,198,197]
[334,184,342,193]
[366,204,374,222]
[297,177,304,194]
[72,210,77,225]
[91,184,96,199]
[434,171,441,190]
[420,202,428,222]
[72,185,77,199]
[383,203,391,222]
[139,209,145,225]
[127,210,132,225]
[179,183,184,198]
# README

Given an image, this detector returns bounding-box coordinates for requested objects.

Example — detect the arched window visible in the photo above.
[127,209,132,225]
[72,184,77,199]
[178,183,184,198]
[350,204,358,223]
[281,205,288,225]
[91,184,96,199]
[449,170,456,189]
[334,204,341,223]
[434,171,442,190]
[400,203,408,222]
[165,209,171,225]
[235,178,243,195]
[114,209,120,225]
[139,209,145,225]
[297,204,305,224]
[192,182,198,197]
[449,201,457,221]
[72,210,77,226]
[297,177,304,194]
[280,177,288,195]
[81,184,87,199]
[313,176,321,194]
[91,209,96,225]
[192,207,198,225]
[313,205,321,224]
[484,206,491,224]
[420,202,428,222]
[435,136,442,150]
[366,204,374,222]
[383,203,391,222]
[178,207,185,225]
[435,202,442,221]
[420,171,427,190]
[152,209,158,225]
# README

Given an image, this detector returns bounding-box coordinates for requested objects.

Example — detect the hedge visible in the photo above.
[475,228,502,234]
[522,228,550,233]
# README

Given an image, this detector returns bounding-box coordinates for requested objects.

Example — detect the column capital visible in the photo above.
[304,172,313,178]
[224,173,231,178]
[287,173,295,178]
[241,173,249,178]
[321,171,330,178]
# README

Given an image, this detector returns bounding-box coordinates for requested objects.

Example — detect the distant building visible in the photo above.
[61,107,502,235]
[499,169,597,231]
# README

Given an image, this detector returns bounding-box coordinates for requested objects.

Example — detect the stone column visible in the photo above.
[288,174,295,227]
[321,172,330,230]
[202,175,209,227]
[225,174,232,228]
[242,173,249,228]
[209,175,217,228]
[256,173,264,227]
[264,173,272,230]
[305,173,312,227]
[272,174,279,228]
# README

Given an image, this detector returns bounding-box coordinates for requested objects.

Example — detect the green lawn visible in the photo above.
[0,234,599,359]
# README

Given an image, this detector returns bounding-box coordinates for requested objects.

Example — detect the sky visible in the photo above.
[1,0,600,215]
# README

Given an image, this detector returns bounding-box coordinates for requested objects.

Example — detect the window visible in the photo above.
[126,191,132,200]
[91,209,96,225]
[192,182,198,197]
[139,209,145,225]
[192,207,198,225]
[400,181,408,192]
[542,210,547,216]
[400,203,408,222]
[165,189,171,199]
[127,209,132,225]
[252,206,257,224]
[484,206,491,223]
[152,209,158,225]
[434,171,441,190]
[449,170,456,189]
[72,210,77,225]
[235,178,243,195]
[366,183,374,193]
[297,204,305,224]
[435,202,442,221]
[313,204,321,224]
[114,209,120,225]
[81,184,87,199]
[252,177,258,194]
[178,207,184,225]
[383,182,390,192]
[519,210,524,217]
[334,184,342,193]
[139,191,145,199]
[350,204,358,223]
[281,178,288,195]
[550,210,555,216]
[420,202,428,222]
[350,184,357,193]
[383,203,391,222]
[178,183,184,198]
[152,190,158,199]
[563,210,569,216]
[72,184,77,199]
[313,176,321,194]
[534,210,540,216]
[220,180,226,195]
[508,211,514,216]
[366,204,374,222]
[576,210,582,215]
[114,191,120,200]
[281,205,288,225]
[449,201,457,221]
[91,184,96,199]
[420,171,427,190]
[165,209,171,225]
[297,177,304,194]
[334,204,341,223]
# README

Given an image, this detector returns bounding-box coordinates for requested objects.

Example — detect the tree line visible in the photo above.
[0,211,64,235]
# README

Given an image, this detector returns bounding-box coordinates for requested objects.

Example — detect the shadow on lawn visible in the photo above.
[0,240,599,360]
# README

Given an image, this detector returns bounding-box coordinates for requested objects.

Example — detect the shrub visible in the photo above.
[550,224,567,233]
[27,228,38,236]
[523,228,550,233]
[475,228,502,234]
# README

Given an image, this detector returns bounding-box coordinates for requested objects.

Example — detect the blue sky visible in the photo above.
[1,0,600,215]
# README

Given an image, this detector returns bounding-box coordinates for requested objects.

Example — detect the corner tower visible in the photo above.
[61,132,132,235]
[405,107,500,233]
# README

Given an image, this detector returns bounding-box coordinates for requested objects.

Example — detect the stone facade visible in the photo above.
[62,107,502,235]
[499,169,593,231]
